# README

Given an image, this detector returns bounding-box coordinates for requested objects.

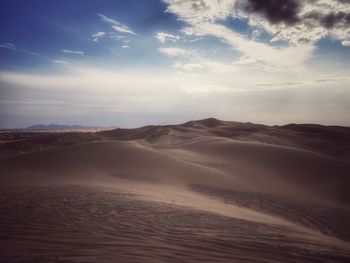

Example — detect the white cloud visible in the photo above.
[155,32,181,43]
[110,34,126,40]
[121,45,130,48]
[112,25,136,35]
[194,23,314,68]
[53,60,70,64]
[0,42,38,55]
[2,67,349,126]
[342,40,350,47]
[165,0,235,24]
[175,58,240,74]
[92,32,105,38]
[164,0,316,69]
[0,43,17,50]
[181,84,229,93]
[98,14,119,25]
[175,56,257,74]
[158,47,192,57]
[62,49,84,56]
[199,58,240,74]
[92,31,106,42]
[99,14,137,35]
[174,62,204,71]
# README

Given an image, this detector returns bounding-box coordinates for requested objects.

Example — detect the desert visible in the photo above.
[1,118,350,262]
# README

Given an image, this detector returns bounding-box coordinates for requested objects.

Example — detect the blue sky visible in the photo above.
[1,0,350,128]
[0,0,179,70]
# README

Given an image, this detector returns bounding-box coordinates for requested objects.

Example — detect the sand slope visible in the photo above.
[0,118,350,262]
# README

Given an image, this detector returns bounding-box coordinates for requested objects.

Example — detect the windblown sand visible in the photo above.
[1,118,350,262]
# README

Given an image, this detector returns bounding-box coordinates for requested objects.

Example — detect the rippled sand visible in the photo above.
[1,185,349,263]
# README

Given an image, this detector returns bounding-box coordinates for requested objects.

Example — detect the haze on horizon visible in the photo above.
[1,0,350,129]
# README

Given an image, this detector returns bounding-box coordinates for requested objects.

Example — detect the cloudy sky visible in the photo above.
[1,0,350,128]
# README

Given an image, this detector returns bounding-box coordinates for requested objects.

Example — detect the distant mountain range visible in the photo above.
[26,124,96,130]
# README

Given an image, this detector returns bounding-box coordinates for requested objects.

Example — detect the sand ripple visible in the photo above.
[1,185,349,263]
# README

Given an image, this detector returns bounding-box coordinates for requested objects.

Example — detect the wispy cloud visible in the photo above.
[2,67,349,126]
[53,60,70,65]
[155,32,181,43]
[98,14,120,25]
[121,45,130,48]
[0,43,17,50]
[92,32,106,38]
[92,31,106,42]
[342,40,350,47]
[0,42,38,55]
[110,34,126,40]
[165,1,315,69]
[174,62,204,70]
[175,56,244,74]
[99,14,137,35]
[181,84,229,94]
[158,47,192,57]
[193,23,314,68]
[62,49,84,56]
[111,25,135,35]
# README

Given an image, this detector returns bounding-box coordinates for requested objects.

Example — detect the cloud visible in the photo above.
[165,0,328,68]
[53,60,70,64]
[0,43,17,50]
[174,55,266,74]
[193,23,314,68]
[92,32,105,38]
[236,0,300,25]
[121,45,130,48]
[112,25,136,35]
[2,67,350,127]
[0,42,38,55]
[98,14,121,26]
[62,49,84,56]
[92,31,106,42]
[155,32,181,43]
[174,62,204,70]
[313,77,348,83]
[181,84,229,93]
[99,14,137,35]
[110,34,126,40]
[165,0,350,58]
[342,39,350,46]
[165,0,235,24]
[175,58,241,74]
[233,0,350,45]
[158,47,192,57]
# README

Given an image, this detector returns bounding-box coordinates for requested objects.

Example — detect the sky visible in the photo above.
[0,0,350,128]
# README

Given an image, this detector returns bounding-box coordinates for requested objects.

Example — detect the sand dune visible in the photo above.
[0,118,350,262]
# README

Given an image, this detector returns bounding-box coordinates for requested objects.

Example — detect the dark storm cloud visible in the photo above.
[237,0,350,29]
[238,0,301,25]
[336,0,350,4]
[247,0,300,24]
[319,11,350,28]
